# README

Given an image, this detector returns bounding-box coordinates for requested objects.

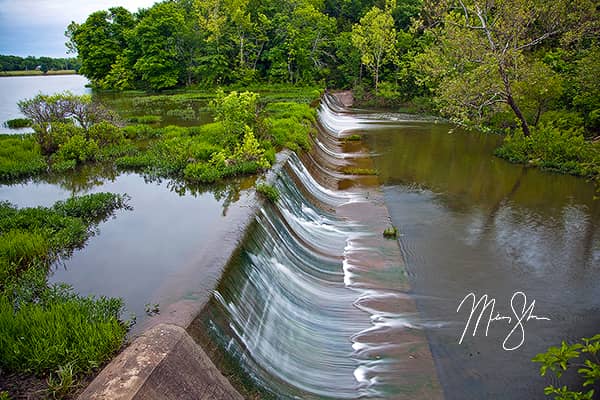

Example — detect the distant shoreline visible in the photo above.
[0,70,77,77]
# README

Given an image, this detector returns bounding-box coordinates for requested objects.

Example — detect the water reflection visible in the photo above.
[366,114,600,399]
[0,167,256,330]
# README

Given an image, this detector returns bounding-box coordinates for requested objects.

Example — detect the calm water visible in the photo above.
[0,166,257,330]
[365,117,600,398]
[0,75,212,134]
[0,75,90,133]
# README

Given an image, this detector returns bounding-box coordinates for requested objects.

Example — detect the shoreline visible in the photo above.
[0,70,77,77]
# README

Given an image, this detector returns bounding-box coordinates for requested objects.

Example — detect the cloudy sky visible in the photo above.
[0,0,157,58]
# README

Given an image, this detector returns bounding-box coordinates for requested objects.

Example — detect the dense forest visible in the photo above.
[0,55,80,72]
[69,0,599,129]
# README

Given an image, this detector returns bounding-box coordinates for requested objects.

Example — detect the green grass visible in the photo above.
[0,293,126,374]
[0,194,130,396]
[0,135,46,181]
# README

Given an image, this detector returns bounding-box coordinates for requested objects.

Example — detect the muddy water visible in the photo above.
[362,106,600,398]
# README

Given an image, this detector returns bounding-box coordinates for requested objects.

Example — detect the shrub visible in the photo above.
[183,162,223,184]
[4,118,32,129]
[496,123,599,177]
[55,135,99,164]
[87,121,126,147]
[211,90,259,140]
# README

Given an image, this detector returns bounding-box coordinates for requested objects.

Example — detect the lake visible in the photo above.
[0,74,90,133]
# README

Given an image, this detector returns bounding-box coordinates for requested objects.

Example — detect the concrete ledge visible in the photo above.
[79,324,243,400]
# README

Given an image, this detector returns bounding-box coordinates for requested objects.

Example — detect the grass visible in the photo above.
[0,135,46,181]
[0,194,130,398]
[256,183,280,203]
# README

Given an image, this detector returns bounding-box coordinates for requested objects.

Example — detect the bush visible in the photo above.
[4,118,32,129]
[495,123,599,177]
[88,121,126,147]
[183,162,223,183]
[55,134,99,164]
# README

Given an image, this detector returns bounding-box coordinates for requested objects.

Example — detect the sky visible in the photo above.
[0,0,158,58]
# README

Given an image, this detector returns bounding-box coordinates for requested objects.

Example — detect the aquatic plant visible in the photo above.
[0,135,46,181]
[4,118,32,129]
[341,167,377,175]
[383,226,398,238]
[256,182,280,203]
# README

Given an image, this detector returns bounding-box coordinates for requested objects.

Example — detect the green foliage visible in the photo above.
[533,334,600,400]
[256,182,280,203]
[4,118,32,129]
[383,225,398,238]
[495,123,599,177]
[0,135,46,181]
[55,134,99,164]
[88,121,126,147]
[351,1,398,93]
[0,195,130,387]
[0,293,126,375]
[211,89,259,141]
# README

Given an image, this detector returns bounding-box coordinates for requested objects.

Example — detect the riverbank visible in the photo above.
[0,70,77,77]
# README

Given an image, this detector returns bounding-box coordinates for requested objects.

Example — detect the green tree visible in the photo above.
[130,2,187,90]
[351,0,398,93]
[416,0,597,135]
[68,7,135,85]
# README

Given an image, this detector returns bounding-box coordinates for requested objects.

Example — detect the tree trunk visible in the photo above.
[499,64,530,136]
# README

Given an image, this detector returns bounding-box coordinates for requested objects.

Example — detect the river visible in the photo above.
[1,77,598,397]
[192,94,600,399]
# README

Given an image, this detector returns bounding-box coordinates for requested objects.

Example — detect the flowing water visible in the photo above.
[192,94,600,399]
